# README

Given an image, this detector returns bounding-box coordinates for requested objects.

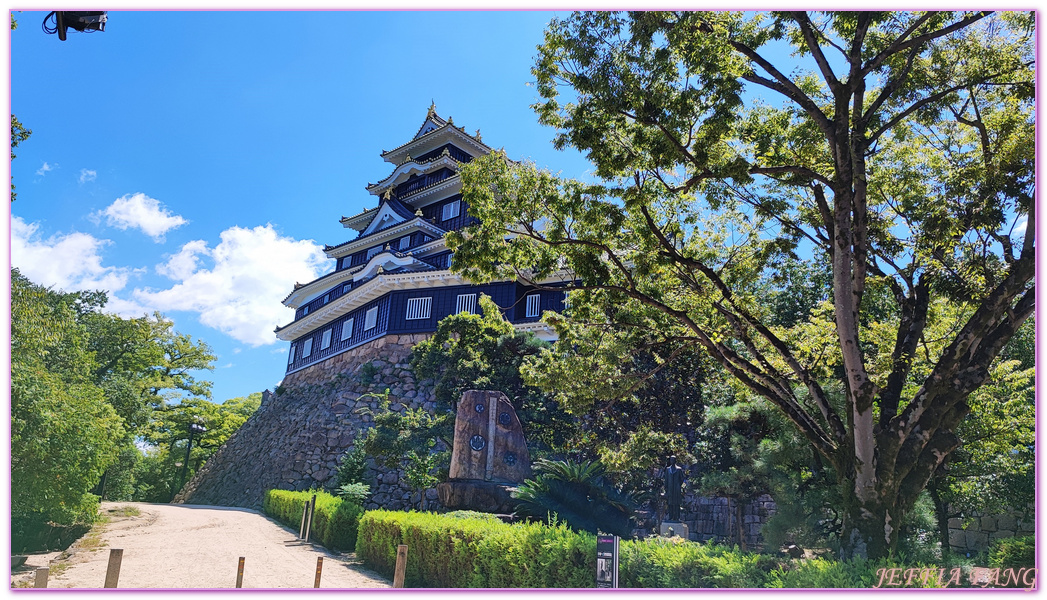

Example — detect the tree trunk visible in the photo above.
[927,475,952,556]
[839,494,897,560]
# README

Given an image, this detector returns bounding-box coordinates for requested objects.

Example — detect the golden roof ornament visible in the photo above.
[447,115,454,125]
[415,209,423,217]
[377,265,384,274]
[475,129,482,141]
[383,188,393,200]
[428,101,436,118]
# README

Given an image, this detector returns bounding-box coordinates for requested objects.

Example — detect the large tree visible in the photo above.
[450,11,1034,558]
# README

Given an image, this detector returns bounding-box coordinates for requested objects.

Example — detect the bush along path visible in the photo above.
[13,502,389,589]
[353,510,1036,589]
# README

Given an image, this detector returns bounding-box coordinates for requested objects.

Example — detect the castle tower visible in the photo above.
[277,106,564,376]
[175,108,566,510]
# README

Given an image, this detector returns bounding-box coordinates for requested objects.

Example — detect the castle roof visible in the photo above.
[380,105,492,167]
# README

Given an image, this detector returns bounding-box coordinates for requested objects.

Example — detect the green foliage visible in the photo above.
[513,459,635,538]
[11,114,30,200]
[335,482,371,505]
[335,445,368,486]
[360,390,450,507]
[620,536,780,588]
[263,489,364,552]
[355,509,595,588]
[453,10,1034,558]
[11,269,122,533]
[987,536,1034,569]
[411,294,578,453]
[361,510,954,588]
[136,392,260,500]
[598,426,693,500]
[359,361,380,385]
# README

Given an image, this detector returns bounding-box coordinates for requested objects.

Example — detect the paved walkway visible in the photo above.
[14,502,390,589]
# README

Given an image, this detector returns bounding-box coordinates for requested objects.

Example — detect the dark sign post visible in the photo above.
[596,534,619,588]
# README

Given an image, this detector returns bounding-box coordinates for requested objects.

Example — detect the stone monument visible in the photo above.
[437,390,531,513]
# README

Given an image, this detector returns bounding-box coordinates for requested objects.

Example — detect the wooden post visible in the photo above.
[33,567,49,588]
[299,500,309,539]
[392,544,408,588]
[103,549,123,588]
[314,557,323,588]
[235,556,245,588]
[304,494,316,542]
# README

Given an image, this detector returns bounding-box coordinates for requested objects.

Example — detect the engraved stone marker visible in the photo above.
[438,390,531,512]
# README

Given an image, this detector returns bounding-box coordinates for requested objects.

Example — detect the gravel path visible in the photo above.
[12,502,391,589]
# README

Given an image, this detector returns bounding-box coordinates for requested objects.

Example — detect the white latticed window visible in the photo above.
[341,318,354,341]
[288,344,295,364]
[364,306,378,330]
[406,297,432,320]
[366,246,381,260]
[320,329,332,350]
[456,293,477,314]
[441,199,460,221]
[526,294,541,318]
[399,236,411,250]
[302,338,313,358]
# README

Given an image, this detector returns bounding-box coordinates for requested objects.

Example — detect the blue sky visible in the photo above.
[9,10,596,403]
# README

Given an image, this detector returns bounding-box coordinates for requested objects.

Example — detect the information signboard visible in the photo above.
[595,534,619,588]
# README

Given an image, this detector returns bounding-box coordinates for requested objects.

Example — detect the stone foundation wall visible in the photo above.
[174,334,441,512]
[947,508,1034,556]
[684,494,776,548]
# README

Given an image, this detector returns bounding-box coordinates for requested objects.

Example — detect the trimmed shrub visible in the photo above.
[356,510,785,588]
[618,536,782,588]
[356,510,594,588]
[263,489,364,552]
[988,535,1034,569]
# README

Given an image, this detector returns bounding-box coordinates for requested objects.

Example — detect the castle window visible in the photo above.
[456,293,477,314]
[302,305,309,316]
[364,306,378,330]
[399,236,411,251]
[563,291,571,309]
[288,344,295,364]
[343,283,351,293]
[422,235,432,243]
[366,246,381,260]
[320,329,332,350]
[526,294,541,318]
[441,199,460,221]
[406,297,432,320]
[323,294,330,305]
[302,338,313,358]
[341,318,354,341]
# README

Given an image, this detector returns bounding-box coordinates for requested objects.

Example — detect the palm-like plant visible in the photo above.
[512,458,635,537]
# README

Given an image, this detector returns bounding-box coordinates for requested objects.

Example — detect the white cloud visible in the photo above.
[133,224,329,347]
[36,162,56,176]
[79,169,97,184]
[1013,216,1028,236]
[10,216,149,314]
[98,193,188,242]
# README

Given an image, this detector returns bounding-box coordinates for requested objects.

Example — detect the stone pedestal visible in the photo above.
[437,480,518,513]
[660,521,689,539]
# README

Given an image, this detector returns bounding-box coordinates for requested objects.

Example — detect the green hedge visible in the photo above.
[355,510,975,588]
[357,511,787,588]
[356,510,594,587]
[263,489,364,552]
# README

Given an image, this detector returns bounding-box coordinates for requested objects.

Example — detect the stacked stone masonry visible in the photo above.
[175,334,440,512]
[946,508,1034,555]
